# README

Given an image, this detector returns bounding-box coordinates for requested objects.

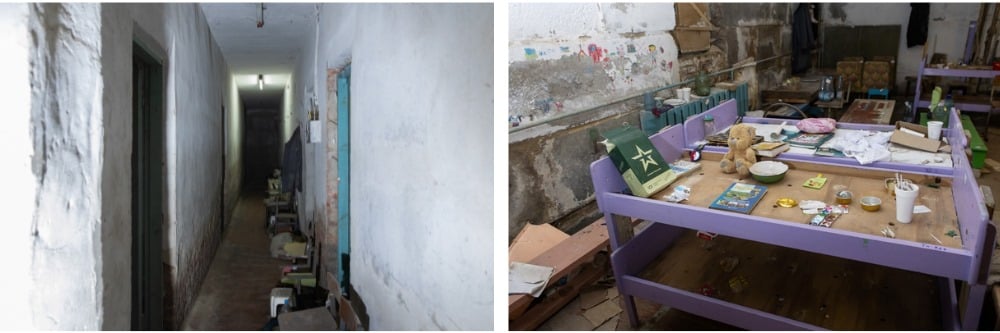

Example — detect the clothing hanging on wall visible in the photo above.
[907,3,930,47]
[792,4,818,74]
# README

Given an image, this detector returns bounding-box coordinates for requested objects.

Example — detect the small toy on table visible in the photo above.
[720,124,758,177]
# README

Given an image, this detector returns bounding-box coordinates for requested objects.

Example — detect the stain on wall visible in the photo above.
[509,3,795,239]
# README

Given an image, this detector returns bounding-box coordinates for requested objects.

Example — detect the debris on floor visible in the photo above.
[583,299,622,327]
[579,288,607,310]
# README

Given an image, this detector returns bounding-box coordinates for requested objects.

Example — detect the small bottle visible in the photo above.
[943,94,954,113]
[703,114,716,135]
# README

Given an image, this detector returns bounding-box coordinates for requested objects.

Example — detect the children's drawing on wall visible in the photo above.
[524,48,538,61]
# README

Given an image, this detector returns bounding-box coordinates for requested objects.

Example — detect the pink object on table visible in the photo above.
[796,118,837,134]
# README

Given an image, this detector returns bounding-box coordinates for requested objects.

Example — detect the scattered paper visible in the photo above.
[913,205,932,214]
[509,262,554,297]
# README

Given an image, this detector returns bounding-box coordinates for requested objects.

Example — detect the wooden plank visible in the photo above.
[655,152,963,249]
[638,229,943,330]
[509,223,570,264]
[981,185,995,220]
[509,219,610,321]
[993,284,1000,330]
[840,99,895,125]
[985,158,1000,172]
[509,260,608,331]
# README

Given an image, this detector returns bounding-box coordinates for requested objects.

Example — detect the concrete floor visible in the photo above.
[181,189,289,330]
[539,97,1000,330]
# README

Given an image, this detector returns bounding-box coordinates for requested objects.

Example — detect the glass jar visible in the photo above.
[703,114,716,135]
[695,71,712,96]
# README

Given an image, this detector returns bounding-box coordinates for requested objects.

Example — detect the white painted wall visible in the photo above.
[101,3,239,328]
[0,3,36,330]
[822,3,981,91]
[313,3,493,330]
[161,4,232,327]
[508,2,680,129]
[23,3,105,329]
[291,5,327,236]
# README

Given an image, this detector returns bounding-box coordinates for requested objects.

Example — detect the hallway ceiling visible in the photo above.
[202,3,317,109]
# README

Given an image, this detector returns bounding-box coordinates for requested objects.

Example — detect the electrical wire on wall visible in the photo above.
[257,3,265,28]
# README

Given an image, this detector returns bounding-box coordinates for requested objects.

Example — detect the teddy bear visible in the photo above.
[720,123,757,177]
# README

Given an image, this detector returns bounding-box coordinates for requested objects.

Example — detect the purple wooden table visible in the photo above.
[590,99,996,330]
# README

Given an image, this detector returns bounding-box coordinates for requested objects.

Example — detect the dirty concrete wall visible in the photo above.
[290,6,328,242]
[0,3,40,329]
[102,3,233,328]
[317,3,493,330]
[713,3,792,108]
[508,3,681,238]
[25,3,105,329]
[508,3,792,239]
[508,3,680,129]
[225,75,243,228]
[823,3,980,91]
[161,4,230,328]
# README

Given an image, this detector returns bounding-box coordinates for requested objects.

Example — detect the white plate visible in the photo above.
[664,98,685,106]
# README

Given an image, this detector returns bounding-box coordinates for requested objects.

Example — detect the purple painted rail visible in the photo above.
[589,100,996,330]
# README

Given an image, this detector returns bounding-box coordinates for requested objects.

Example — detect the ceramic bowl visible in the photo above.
[749,161,789,184]
[860,196,882,212]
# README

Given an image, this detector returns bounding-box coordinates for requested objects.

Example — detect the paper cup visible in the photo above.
[927,121,943,140]
[678,87,692,102]
[894,184,919,223]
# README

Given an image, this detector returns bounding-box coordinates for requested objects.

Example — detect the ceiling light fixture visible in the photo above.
[258,74,264,90]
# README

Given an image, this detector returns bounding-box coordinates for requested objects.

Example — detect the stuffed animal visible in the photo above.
[720,123,757,177]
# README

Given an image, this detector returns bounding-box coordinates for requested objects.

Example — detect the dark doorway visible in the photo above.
[131,42,165,330]
[243,108,282,192]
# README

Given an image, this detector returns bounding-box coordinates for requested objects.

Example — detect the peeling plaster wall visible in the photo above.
[714,3,792,107]
[508,3,792,239]
[508,3,681,238]
[0,3,38,329]
[26,3,105,329]
[509,3,680,129]
[7,3,234,329]
[822,3,980,91]
[317,4,493,330]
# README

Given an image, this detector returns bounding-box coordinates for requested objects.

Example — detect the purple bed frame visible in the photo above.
[590,99,997,330]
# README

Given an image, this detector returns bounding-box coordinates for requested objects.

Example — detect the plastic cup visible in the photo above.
[678,87,692,102]
[894,183,920,223]
[927,121,943,140]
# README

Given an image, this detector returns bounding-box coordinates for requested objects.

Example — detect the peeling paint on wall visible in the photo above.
[509,3,795,238]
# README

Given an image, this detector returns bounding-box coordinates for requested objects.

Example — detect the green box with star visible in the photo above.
[603,126,679,197]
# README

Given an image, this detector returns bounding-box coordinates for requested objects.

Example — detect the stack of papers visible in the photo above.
[509,262,555,297]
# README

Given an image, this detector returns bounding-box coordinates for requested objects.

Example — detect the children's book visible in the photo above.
[751,141,790,158]
[709,182,768,214]
[784,132,834,149]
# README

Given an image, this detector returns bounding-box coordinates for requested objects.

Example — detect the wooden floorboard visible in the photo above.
[637,229,944,330]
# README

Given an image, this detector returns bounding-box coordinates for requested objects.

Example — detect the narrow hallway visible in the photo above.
[2,3,492,330]
[181,189,285,330]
